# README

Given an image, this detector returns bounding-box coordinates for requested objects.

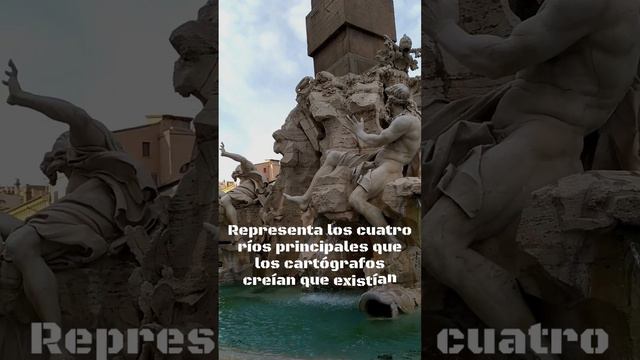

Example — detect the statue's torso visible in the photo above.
[493,0,640,134]
[376,113,421,166]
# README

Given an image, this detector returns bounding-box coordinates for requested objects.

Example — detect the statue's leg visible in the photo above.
[0,213,23,239]
[4,225,61,324]
[220,194,242,242]
[284,150,341,208]
[220,194,237,226]
[348,164,401,244]
[423,120,581,358]
[424,196,536,328]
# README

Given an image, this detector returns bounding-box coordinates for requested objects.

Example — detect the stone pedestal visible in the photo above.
[515,171,640,360]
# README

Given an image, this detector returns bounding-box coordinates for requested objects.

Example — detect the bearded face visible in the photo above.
[173,53,216,98]
[40,150,68,186]
[231,165,242,181]
[273,137,285,155]
[41,132,71,186]
[170,20,217,98]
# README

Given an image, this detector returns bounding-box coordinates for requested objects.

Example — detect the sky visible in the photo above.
[219,0,421,181]
[0,0,204,185]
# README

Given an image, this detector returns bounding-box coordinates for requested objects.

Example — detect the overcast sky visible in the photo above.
[0,0,204,185]
[219,0,421,181]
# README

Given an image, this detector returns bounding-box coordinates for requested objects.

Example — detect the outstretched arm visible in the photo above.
[426,0,605,78]
[3,60,105,146]
[220,142,255,172]
[345,115,410,147]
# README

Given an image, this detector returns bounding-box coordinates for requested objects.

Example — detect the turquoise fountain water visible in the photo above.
[219,285,421,360]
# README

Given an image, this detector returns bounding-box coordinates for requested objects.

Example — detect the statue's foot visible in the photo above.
[283,193,309,210]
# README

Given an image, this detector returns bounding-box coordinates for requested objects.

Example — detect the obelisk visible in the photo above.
[306,0,396,76]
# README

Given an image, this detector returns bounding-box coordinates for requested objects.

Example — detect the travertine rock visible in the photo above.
[382,177,420,218]
[517,171,640,298]
[423,0,515,101]
[311,167,354,215]
[514,171,640,359]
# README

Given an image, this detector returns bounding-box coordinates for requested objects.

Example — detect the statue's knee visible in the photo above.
[221,195,231,207]
[325,150,341,166]
[5,227,40,262]
[348,192,365,210]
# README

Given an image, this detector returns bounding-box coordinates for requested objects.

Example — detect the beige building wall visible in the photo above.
[114,114,195,188]
[254,159,281,183]
[1,115,194,217]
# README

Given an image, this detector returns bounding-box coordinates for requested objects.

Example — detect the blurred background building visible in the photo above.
[2,114,195,219]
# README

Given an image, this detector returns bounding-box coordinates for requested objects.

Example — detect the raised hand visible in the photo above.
[345,115,365,136]
[2,59,22,105]
[219,142,227,155]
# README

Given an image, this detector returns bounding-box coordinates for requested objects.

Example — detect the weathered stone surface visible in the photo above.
[517,171,640,297]
[0,255,140,360]
[423,0,515,101]
[133,2,219,358]
[382,177,421,216]
[347,92,381,113]
[365,245,421,288]
[513,171,640,359]
[311,166,354,214]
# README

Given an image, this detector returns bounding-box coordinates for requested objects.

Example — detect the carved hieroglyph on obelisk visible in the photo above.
[306,0,397,76]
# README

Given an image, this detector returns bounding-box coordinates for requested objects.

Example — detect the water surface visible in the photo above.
[219,285,421,360]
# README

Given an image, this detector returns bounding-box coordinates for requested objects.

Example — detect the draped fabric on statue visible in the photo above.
[422,76,640,217]
[19,124,158,269]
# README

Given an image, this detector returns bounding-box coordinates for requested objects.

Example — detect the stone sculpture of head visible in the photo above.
[386,83,411,110]
[232,164,251,182]
[170,19,217,100]
[40,132,71,186]
[272,130,287,155]
[399,34,413,52]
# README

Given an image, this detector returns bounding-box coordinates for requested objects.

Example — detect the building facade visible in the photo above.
[2,114,195,219]
[114,114,195,188]
[1,182,50,220]
[254,159,280,183]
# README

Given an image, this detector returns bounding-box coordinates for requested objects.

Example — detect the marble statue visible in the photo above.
[423,0,640,355]
[219,142,268,229]
[2,60,158,359]
[376,34,421,73]
[284,83,421,244]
